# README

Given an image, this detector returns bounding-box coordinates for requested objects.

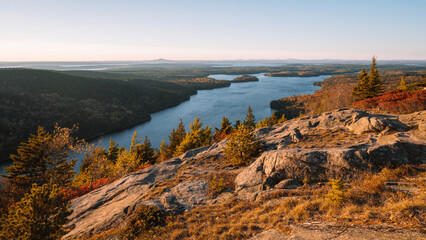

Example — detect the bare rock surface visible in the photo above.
[236,109,425,194]
[64,158,183,239]
[64,109,425,239]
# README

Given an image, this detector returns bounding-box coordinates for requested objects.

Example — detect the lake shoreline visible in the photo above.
[0,73,328,172]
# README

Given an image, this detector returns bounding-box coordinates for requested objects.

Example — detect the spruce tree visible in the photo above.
[243,105,256,129]
[130,131,142,153]
[352,67,370,100]
[367,56,384,97]
[167,119,186,157]
[4,126,77,190]
[174,117,212,156]
[0,184,71,240]
[134,136,156,165]
[397,76,407,91]
[107,139,122,163]
[220,117,233,135]
[224,124,260,165]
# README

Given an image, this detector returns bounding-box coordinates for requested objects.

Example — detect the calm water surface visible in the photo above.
[0,73,328,173]
[87,73,327,151]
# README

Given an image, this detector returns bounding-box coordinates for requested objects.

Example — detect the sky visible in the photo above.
[1,0,425,61]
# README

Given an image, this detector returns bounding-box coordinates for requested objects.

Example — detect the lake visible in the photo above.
[0,73,327,173]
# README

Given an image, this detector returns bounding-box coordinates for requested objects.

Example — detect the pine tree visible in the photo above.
[352,67,370,100]
[397,76,407,91]
[224,124,260,166]
[159,140,168,160]
[167,119,186,158]
[134,136,156,165]
[4,126,77,190]
[107,139,122,163]
[174,117,212,156]
[367,56,384,98]
[243,105,256,129]
[277,113,287,123]
[130,131,142,153]
[73,147,112,186]
[0,184,71,240]
[219,117,233,135]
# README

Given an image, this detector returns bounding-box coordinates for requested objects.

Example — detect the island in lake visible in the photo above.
[232,75,259,82]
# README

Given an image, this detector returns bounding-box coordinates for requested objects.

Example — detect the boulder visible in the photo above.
[347,116,407,135]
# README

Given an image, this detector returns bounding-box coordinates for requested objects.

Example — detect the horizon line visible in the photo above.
[1,58,426,63]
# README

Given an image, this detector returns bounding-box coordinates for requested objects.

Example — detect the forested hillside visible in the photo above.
[0,69,197,162]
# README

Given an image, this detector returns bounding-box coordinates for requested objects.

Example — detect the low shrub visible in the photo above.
[125,205,167,237]
[208,173,235,197]
[60,177,117,201]
[353,89,426,113]
[326,179,346,205]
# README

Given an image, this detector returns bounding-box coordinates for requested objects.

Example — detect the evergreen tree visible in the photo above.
[352,57,384,100]
[397,76,407,91]
[175,118,212,156]
[167,119,186,158]
[243,105,256,129]
[73,147,112,186]
[367,56,384,97]
[159,140,168,160]
[352,67,370,100]
[219,117,233,135]
[256,111,285,128]
[134,136,156,165]
[0,184,71,240]
[224,124,260,166]
[129,131,142,153]
[4,126,77,190]
[107,139,123,163]
[234,120,241,129]
[113,150,138,177]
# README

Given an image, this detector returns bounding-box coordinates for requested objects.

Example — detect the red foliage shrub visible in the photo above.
[60,177,118,201]
[133,164,152,172]
[353,90,426,113]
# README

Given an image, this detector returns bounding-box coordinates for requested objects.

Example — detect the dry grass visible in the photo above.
[285,128,368,149]
[83,165,425,240]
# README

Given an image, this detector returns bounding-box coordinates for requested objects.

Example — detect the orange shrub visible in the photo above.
[60,177,118,201]
[353,90,426,113]
[133,164,152,172]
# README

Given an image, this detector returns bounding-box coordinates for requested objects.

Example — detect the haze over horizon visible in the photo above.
[1,0,426,61]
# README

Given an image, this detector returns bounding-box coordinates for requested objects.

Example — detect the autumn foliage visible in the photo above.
[133,164,152,172]
[60,177,118,201]
[353,90,426,113]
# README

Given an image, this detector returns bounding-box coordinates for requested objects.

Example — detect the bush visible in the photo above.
[60,177,118,201]
[326,179,346,205]
[208,173,235,197]
[353,89,426,113]
[125,205,166,237]
[224,125,260,166]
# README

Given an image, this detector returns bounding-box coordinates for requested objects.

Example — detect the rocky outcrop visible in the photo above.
[64,158,183,239]
[236,109,425,196]
[64,109,425,239]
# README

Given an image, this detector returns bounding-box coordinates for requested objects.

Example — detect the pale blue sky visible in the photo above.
[1,0,425,61]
